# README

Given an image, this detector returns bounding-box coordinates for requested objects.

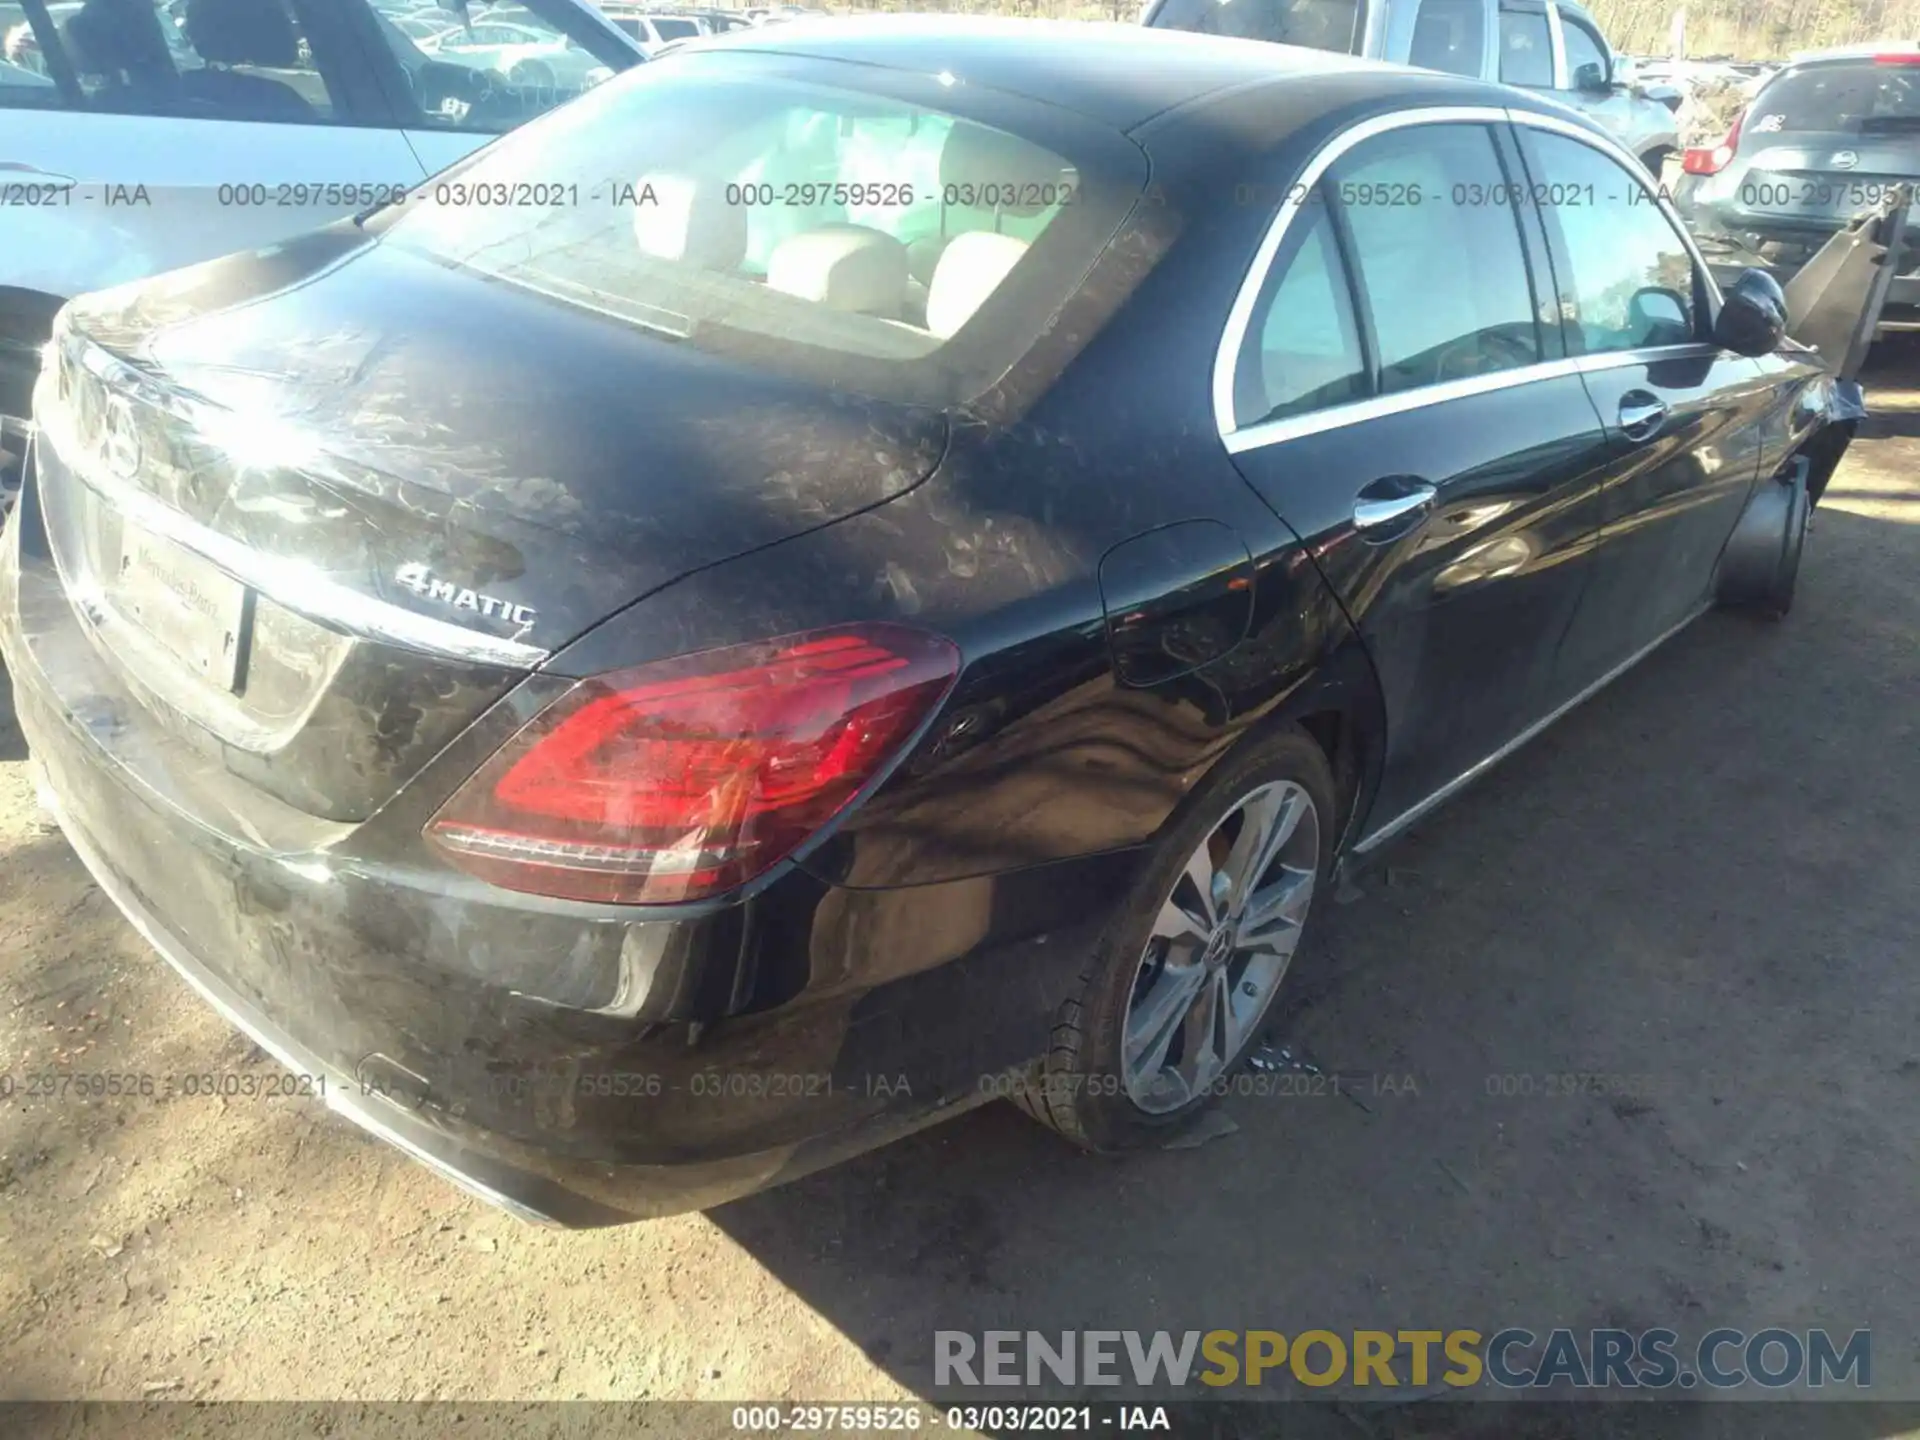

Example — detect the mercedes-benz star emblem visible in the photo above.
[99,394,141,480]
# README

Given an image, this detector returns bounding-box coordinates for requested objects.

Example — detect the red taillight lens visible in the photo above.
[1874,51,1920,64]
[427,624,960,905]
[1682,108,1746,175]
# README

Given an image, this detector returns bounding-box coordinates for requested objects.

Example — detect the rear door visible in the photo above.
[1221,116,1615,830]
[1511,117,1773,683]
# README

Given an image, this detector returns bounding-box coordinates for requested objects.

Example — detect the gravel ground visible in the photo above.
[2,349,1917,1429]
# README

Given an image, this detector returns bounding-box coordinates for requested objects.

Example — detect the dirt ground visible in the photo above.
[2,348,1918,1427]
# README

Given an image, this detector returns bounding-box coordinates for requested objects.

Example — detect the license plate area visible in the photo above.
[112,525,250,693]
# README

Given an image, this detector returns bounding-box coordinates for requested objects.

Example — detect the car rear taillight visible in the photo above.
[427,624,960,905]
[1874,51,1920,65]
[1682,108,1746,175]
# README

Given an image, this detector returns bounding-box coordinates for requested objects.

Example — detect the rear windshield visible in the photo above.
[1748,59,1920,136]
[652,16,700,37]
[380,53,1143,408]
[1147,0,1363,53]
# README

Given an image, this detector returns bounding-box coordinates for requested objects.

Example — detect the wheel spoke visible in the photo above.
[1217,789,1275,916]
[1240,865,1315,955]
[1220,786,1304,918]
[1151,896,1210,950]
[1173,970,1231,1097]
[1124,961,1205,1080]
[1175,842,1221,931]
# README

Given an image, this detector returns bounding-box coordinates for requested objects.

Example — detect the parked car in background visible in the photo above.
[0,0,644,507]
[2,18,1850,1225]
[391,11,451,38]
[419,15,613,88]
[690,7,753,32]
[1674,43,1920,333]
[602,8,705,53]
[1143,0,1681,174]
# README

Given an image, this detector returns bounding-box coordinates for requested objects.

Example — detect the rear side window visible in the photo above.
[1497,6,1552,87]
[1232,192,1369,428]
[1144,0,1362,54]
[1331,123,1541,395]
[1517,129,1698,354]
[1407,0,1483,77]
[1747,60,1920,136]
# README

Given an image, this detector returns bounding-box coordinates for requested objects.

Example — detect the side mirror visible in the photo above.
[1714,268,1789,357]
[1642,81,1684,112]
[1573,60,1609,91]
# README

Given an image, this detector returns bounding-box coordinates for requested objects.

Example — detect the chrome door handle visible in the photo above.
[1618,392,1668,441]
[1354,478,1437,533]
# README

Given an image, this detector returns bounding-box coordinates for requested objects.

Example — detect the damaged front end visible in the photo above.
[1694,184,1913,386]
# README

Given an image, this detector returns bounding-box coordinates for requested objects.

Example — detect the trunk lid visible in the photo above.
[1725,134,1920,238]
[39,227,947,821]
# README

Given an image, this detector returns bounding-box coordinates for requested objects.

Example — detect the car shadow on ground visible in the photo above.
[708,489,1920,1424]
[0,668,28,763]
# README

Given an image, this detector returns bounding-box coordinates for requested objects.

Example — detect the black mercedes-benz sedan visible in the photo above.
[0,17,1851,1224]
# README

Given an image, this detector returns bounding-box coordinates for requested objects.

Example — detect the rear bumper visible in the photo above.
[27,770,641,1227]
[1,444,1130,1225]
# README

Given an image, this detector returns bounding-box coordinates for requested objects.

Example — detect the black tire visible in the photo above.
[1753,479,1809,622]
[1013,725,1338,1152]
[1639,148,1673,183]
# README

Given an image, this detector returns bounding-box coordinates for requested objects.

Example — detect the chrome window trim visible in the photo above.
[40,355,551,671]
[1214,104,1728,447]
[1224,343,1721,454]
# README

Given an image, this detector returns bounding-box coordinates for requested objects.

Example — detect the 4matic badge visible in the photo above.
[394,562,537,627]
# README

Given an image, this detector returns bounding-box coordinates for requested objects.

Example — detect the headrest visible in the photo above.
[765,224,909,318]
[925,231,1028,340]
[66,0,172,75]
[185,0,301,67]
[631,173,749,271]
[939,124,1075,217]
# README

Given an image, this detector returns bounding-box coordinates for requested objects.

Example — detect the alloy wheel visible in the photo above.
[1120,779,1320,1113]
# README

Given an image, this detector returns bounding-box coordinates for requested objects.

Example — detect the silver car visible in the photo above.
[1142,0,1681,173]
[1673,44,1920,332]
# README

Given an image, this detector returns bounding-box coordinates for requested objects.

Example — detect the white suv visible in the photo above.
[0,0,644,493]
